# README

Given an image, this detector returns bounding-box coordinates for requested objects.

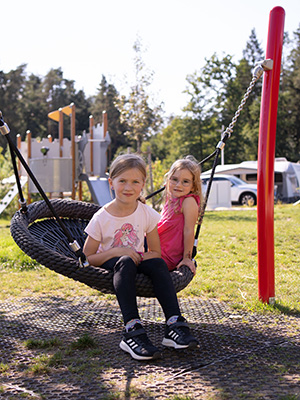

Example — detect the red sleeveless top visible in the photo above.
[157,194,200,271]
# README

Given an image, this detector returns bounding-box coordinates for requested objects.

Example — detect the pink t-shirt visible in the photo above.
[157,194,200,271]
[85,201,160,253]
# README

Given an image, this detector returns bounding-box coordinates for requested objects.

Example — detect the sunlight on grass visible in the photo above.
[179,205,300,314]
[0,205,299,314]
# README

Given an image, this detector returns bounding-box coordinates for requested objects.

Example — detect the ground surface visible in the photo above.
[0,296,299,399]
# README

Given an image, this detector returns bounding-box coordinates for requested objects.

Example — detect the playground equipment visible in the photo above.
[1,7,285,302]
[257,6,285,304]
[16,104,113,206]
[0,175,27,214]
[0,104,113,214]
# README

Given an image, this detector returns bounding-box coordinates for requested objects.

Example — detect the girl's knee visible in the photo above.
[114,255,136,273]
[142,258,169,276]
[154,258,169,270]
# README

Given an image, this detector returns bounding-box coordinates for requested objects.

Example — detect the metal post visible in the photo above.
[257,6,285,303]
[70,103,76,200]
[27,130,32,204]
[59,108,63,157]
[17,134,21,175]
[221,125,225,165]
[103,110,107,138]
[89,115,94,176]
[59,109,63,198]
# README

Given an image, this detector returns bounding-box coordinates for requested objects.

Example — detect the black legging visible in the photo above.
[101,256,181,325]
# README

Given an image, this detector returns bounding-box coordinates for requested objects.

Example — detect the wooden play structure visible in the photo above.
[17,103,113,206]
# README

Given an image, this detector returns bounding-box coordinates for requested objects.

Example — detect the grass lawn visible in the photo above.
[0,204,299,315]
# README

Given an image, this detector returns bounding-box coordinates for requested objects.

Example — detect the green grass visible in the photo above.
[0,205,299,314]
[185,204,300,315]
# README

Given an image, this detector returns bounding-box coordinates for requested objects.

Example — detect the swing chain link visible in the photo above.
[217,58,274,149]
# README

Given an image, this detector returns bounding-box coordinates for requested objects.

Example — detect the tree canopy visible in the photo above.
[1,27,300,170]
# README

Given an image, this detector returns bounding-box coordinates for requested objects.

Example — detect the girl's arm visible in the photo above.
[83,235,141,266]
[176,196,199,274]
[143,226,161,260]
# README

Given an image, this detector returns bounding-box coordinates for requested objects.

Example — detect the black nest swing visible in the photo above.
[1,61,266,297]
[10,198,194,297]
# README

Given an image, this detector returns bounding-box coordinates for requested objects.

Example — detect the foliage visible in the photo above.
[1,26,300,172]
[159,26,300,164]
[116,36,164,153]
[0,64,27,149]
[91,75,129,160]
[179,30,264,165]
[0,66,92,151]
[278,25,300,161]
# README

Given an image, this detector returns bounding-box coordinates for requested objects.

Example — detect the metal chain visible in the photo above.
[220,59,273,143]
[222,76,258,139]
[193,60,274,251]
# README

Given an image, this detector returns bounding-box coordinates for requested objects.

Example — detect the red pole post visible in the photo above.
[257,7,285,303]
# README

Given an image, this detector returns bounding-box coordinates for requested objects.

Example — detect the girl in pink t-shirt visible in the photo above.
[158,156,203,274]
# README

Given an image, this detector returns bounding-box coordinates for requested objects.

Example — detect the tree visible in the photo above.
[219,30,264,163]
[72,89,92,135]
[117,36,163,153]
[91,75,129,159]
[42,68,91,139]
[0,64,27,149]
[182,54,235,163]
[160,29,265,166]
[243,29,264,68]
[20,73,48,139]
[278,25,300,161]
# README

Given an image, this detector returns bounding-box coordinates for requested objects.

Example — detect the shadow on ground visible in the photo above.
[0,296,299,399]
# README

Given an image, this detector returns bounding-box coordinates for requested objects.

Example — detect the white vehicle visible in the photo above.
[201,174,257,206]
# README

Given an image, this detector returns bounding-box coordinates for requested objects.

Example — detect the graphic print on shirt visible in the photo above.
[111,223,139,249]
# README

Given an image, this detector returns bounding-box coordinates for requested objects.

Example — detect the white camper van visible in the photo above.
[202,158,300,203]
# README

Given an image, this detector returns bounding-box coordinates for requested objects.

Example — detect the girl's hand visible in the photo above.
[121,247,142,265]
[84,236,142,266]
[176,258,196,275]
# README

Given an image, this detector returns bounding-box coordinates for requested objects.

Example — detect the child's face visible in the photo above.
[110,168,145,204]
[168,168,194,198]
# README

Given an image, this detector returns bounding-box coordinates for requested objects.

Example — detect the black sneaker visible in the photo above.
[120,323,161,361]
[162,316,199,349]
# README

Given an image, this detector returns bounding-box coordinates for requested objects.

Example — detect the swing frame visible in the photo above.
[0,59,269,297]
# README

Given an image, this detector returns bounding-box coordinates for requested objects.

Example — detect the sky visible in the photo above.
[1,0,299,117]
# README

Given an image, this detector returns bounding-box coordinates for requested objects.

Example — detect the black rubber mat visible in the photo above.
[0,296,299,399]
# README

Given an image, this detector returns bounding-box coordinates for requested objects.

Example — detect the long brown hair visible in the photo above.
[109,154,147,181]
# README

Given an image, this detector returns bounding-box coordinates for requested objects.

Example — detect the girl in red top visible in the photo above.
[158,156,203,275]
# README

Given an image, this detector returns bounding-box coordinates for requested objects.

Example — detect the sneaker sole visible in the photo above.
[162,338,198,349]
[120,340,161,361]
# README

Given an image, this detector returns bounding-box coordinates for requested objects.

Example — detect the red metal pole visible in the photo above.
[257,7,285,303]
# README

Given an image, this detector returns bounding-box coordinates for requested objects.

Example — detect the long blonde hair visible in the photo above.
[165,155,202,198]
